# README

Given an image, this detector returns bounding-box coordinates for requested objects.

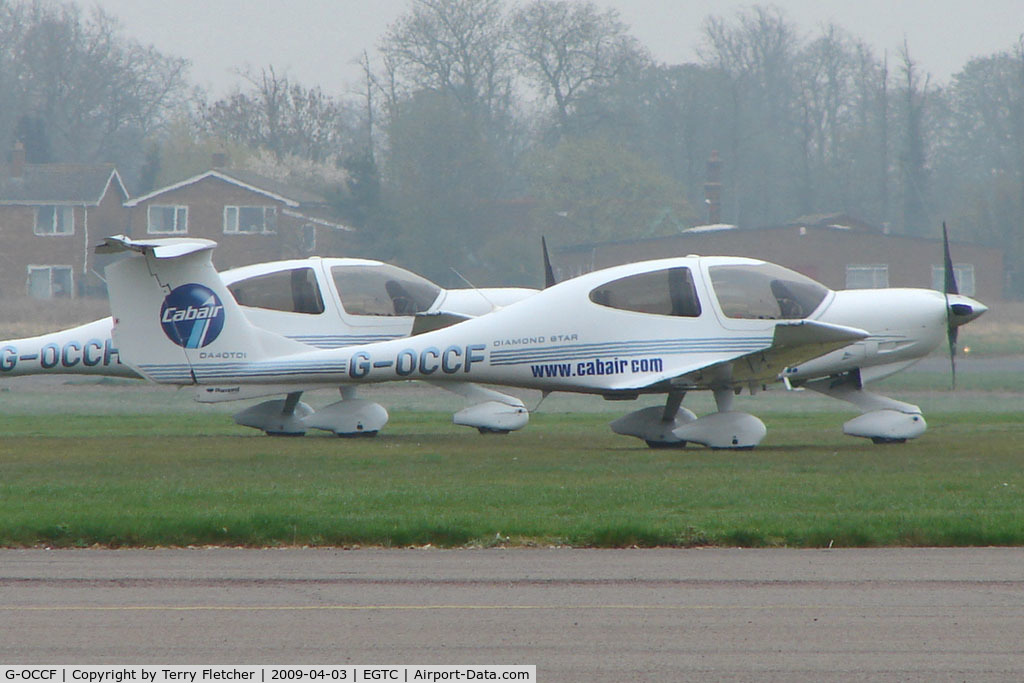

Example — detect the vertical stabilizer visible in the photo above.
[101,236,307,384]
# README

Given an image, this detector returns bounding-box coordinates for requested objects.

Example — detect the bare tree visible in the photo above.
[379,0,514,123]
[0,1,30,153]
[10,2,187,170]
[935,37,1024,295]
[245,65,290,160]
[199,66,356,163]
[897,40,930,234]
[356,50,377,155]
[509,0,647,135]
[795,25,886,215]
[700,5,801,225]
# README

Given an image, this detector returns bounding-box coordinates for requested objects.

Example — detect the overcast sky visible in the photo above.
[90,0,1024,97]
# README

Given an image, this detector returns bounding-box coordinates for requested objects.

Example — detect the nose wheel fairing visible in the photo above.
[802,370,927,443]
[843,410,926,443]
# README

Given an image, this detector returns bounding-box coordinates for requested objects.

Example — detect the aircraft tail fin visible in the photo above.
[101,235,308,384]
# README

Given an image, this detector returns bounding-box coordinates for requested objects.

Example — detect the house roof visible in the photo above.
[557,217,979,256]
[787,212,884,233]
[0,164,127,206]
[124,168,330,208]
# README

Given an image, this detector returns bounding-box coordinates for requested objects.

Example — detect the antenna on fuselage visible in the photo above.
[450,267,497,310]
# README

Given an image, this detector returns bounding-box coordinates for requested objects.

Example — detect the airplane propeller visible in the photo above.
[942,222,959,389]
[541,236,557,289]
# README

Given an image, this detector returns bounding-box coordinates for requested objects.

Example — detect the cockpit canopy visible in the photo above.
[708,262,829,320]
[589,267,702,317]
[332,263,441,316]
[586,261,830,321]
[227,261,444,317]
[228,267,325,315]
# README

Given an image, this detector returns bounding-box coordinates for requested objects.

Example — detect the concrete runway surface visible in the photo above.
[1,548,1022,681]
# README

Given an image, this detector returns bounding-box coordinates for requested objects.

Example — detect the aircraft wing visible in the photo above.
[609,319,869,392]
[410,311,474,336]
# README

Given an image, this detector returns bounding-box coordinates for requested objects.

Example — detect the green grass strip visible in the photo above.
[1,411,1022,548]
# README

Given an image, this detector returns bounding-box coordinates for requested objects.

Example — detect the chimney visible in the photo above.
[10,141,26,179]
[703,150,722,225]
[212,152,229,168]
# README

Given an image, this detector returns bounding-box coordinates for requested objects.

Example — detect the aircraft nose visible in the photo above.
[947,294,987,327]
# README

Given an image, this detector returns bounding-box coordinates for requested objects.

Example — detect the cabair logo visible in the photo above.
[160,284,226,348]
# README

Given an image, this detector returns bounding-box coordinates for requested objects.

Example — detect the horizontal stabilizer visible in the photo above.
[96,234,217,259]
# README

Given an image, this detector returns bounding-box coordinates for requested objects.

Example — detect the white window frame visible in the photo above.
[27,265,74,299]
[147,205,188,234]
[34,205,75,236]
[931,264,976,296]
[223,205,277,235]
[845,264,889,289]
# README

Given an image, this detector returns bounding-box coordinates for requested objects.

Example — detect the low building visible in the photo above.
[0,143,130,299]
[553,214,1005,300]
[122,165,355,272]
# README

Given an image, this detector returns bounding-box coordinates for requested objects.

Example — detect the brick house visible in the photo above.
[122,166,355,272]
[552,214,1006,301]
[0,143,130,299]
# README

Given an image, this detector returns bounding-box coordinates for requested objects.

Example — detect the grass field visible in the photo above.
[1,389,1022,548]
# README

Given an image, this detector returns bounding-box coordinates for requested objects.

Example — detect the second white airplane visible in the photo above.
[1,247,536,436]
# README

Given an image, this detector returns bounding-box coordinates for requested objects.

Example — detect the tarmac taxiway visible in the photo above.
[2,548,1022,681]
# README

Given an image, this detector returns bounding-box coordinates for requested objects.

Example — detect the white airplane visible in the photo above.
[100,231,986,448]
[1,248,536,436]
